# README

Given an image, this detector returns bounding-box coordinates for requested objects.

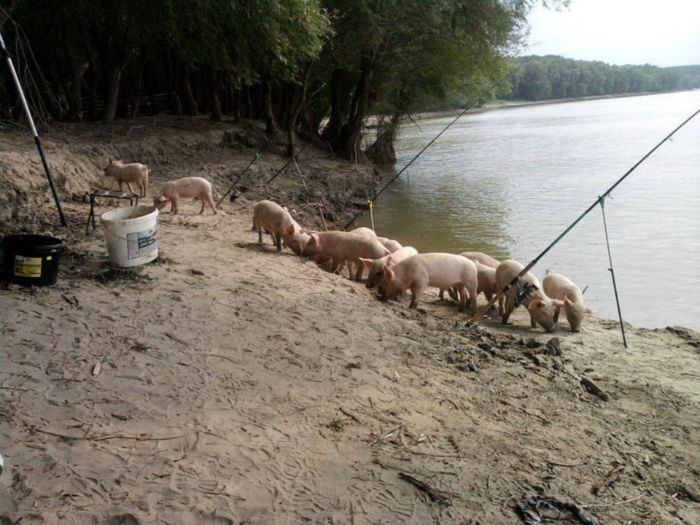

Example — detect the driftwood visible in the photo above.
[581,377,611,401]
[398,472,451,506]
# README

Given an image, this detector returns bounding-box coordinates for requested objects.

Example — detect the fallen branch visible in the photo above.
[33,427,192,442]
[581,377,611,401]
[339,407,361,424]
[398,472,452,506]
[582,493,647,509]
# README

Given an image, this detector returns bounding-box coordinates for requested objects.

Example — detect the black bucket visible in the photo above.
[2,234,65,286]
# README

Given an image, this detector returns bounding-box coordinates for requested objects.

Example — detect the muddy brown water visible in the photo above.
[360,90,700,330]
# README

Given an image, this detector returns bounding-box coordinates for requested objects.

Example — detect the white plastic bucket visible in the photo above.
[101,205,159,268]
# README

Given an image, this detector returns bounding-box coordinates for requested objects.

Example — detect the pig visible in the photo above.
[252,200,308,253]
[377,237,403,253]
[542,271,590,332]
[460,251,500,269]
[359,246,419,288]
[350,227,377,240]
[303,231,389,281]
[154,177,217,215]
[475,261,498,303]
[495,259,563,332]
[104,157,149,197]
[377,253,478,312]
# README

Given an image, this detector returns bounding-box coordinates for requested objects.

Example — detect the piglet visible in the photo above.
[304,231,389,281]
[104,157,149,197]
[378,253,478,312]
[542,271,590,332]
[360,246,418,288]
[377,237,403,253]
[252,200,308,253]
[460,251,500,269]
[495,259,563,332]
[154,177,217,215]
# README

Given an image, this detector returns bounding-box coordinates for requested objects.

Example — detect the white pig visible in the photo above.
[303,231,389,281]
[104,157,149,197]
[154,177,217,215]
[377,253,478,312]
[460,251,500,269]
[542,271,590,332]
[377,237,403,253]
[252,200,308,253]
[495,259,563,332]
[359,246,419,288]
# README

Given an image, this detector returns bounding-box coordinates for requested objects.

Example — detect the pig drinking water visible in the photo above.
[303,231,389,281]
[360,246,419,288]
[542,271,590,332]
[252,200,309,253]
[378,253,478,312]
[104,157,150,197]
[154,177,217,215]
[495,259,563,332]
[460,251,500,269]
[377,237,403,253]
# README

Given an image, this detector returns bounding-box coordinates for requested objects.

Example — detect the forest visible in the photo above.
[3,1,698,163]
[500,55,700,101]
[0,0,559,162]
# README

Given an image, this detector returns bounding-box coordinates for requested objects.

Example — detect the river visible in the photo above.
[359,90,700,330]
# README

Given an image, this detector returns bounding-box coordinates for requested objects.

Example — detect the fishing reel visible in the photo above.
[514,281,539,308]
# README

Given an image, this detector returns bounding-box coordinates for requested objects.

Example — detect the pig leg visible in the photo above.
[118,180,124,192]
[498,294,505,315]
[143,177,148,197]
[353,260,364,281]
[199,199,206,214]
[273,232,282,252]
[466,281,478,312]
[257,227,263,244]
[408,282,427,309]
[448,287,459,302]
[125,182,134,194]
[502,290,515,324]
[455,285,467,312]
[206,190,217,214]
[439,289,445,300]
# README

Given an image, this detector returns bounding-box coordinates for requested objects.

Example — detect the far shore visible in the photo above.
[372,88,699,124]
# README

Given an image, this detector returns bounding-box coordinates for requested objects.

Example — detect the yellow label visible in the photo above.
[14,256,42,278]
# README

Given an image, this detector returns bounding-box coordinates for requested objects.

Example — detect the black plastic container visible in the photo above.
[2,234,65,286]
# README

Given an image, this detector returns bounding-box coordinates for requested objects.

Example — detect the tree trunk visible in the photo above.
[366,113,399,164]
[323,68,344,144]
[287,64,311,157]
[66,58,84,121]
[210,72,223,121]
[181,65,198,116]
[337,56,373,161]
[131,59,146,118]
[102,65,122,123]
[264,81,279,135]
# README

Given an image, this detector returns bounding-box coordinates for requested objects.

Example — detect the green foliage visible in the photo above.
[502,55,700,101]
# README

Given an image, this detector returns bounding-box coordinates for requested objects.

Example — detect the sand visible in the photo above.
[1,120,699,524]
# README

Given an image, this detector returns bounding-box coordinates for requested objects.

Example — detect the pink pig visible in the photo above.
[359,246,418,288]
[252,200,309,254]
[153,177,217,215]
[495,259,564,332]
[542,271,591,332]
[303,231,389,281]
[377,237,403,253]
[378,253,478,312]
[460,251,500,269]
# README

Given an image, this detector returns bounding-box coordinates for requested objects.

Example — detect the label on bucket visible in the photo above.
[14,256,42,278]
[127,230,158,260]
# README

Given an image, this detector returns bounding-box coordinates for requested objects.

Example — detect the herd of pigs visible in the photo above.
[103,158,589,333]
[253,200,591,333]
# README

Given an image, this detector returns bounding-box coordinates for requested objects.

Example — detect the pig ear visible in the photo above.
[158,196,166,202]
[585,307,593,314]
[529,299,544,309]
[284,224,295,235]
[385,255,394,266]
[359,258,373,270]
[383,267,394,282]
[564,297,573,308]
[551,298,565,307]
[309,233,319,245]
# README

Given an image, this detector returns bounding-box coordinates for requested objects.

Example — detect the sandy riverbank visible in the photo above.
[1,120,699,524]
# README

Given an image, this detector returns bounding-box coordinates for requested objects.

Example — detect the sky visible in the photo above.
[525,0,700,67]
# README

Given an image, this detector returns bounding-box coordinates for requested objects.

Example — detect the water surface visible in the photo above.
[360,91,700,330]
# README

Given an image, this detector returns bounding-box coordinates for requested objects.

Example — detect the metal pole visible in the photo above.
[599,197,628,347]
[0,31,67,226]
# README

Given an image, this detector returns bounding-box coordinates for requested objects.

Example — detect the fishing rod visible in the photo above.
[471,108,700,339]
[342,97,484,230]
[217,137,273,206]
[265,141,311,186]
[0,31,66,226]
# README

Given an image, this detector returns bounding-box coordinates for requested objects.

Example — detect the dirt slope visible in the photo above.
[1,196,698,524]
[1,120,699,524]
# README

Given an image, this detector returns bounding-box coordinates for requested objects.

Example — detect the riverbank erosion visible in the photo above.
[1,121,700,524]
